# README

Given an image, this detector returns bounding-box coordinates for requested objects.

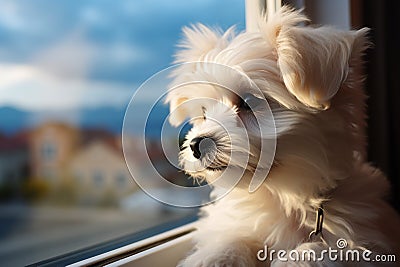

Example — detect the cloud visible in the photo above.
[0,63,133,111]
[32,30,96,80]
[0,23,152,111]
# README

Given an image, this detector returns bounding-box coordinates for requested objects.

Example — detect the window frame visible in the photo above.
[68,222,196,267]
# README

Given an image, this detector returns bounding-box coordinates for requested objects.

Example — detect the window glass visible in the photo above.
[0,0,244,265]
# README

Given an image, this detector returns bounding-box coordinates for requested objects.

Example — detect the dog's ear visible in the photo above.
[263,7,369,110]
[174,24,234,63]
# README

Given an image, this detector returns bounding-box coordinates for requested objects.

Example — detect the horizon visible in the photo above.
[0,102,170,136]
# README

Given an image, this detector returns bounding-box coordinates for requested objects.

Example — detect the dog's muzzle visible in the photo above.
[189,136,217,160]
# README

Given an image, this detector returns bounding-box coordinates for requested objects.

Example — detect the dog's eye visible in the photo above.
[238,93,263,111]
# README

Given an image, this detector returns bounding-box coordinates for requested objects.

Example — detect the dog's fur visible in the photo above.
[166,7,400,267]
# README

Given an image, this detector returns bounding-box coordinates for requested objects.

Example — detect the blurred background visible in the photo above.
[0,0,244,265]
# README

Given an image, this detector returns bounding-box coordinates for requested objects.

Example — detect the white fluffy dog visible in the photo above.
[166,7,400,267]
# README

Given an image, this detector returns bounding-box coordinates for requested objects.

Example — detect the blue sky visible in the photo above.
[0,0,245,111]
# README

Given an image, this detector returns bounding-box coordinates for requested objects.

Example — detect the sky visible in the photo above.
[0,0,245,111]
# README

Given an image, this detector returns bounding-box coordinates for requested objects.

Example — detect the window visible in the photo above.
[41,142,57,161]
[0,1,244,266]
[115,172,126,188]
[93,170,104,187]
[68,1,358,266]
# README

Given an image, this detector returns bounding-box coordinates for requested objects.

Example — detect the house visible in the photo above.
[29,122,137,194]
[68,140,136,195]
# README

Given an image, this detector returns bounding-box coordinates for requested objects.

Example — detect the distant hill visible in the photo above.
[0,104,170,136]
[0,107,30,135]
[76,106,127,133]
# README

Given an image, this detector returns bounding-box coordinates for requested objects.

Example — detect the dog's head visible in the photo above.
[166,7,369,195]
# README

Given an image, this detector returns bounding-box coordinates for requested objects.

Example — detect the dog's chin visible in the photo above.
[182,158,258,187]
[182,163,227,176]
[181,153,258,175]
[180,157,225,183]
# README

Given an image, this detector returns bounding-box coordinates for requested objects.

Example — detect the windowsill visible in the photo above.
[68,221,197,267]
[30,214,197,267]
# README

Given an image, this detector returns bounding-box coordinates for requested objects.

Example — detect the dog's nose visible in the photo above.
[190,137,216,159]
